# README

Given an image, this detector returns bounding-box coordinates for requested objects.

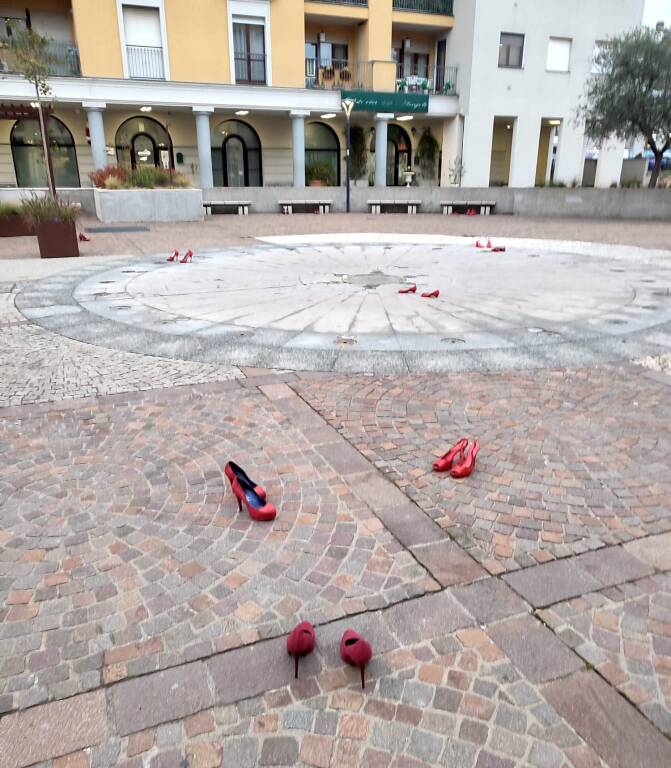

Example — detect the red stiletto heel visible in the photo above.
[433,437,468,473]
[232,477,277,521]
[180,250,193,263]
[78,232,90,242]
[492,246,506,253]
[475,239,484,248]
[287,621,316,678]
[451,440,480,479]
[224,461,266,500]
[421,290,440,298]
[340,629,372,689]
[167,249,179,262]
[398,284,417,294]
[486,239,492,249]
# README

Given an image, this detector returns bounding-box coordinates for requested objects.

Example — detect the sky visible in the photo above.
[644,0,671,26]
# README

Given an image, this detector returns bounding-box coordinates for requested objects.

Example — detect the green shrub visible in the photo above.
[0,201,22,217]
[306,161,336,186]
[20,194,80,223]
[125,166,191,189]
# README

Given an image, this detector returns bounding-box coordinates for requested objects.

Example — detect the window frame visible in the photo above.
[498,32,524,69]
[232,21,267,85]
[546,36,572,73]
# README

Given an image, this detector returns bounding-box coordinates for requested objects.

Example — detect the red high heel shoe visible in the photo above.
[433,437,468,473]
[475,240,484,248]
[340,629,372,689]
[78,232,91,242]
[224,461,266,500]
[232,476,277,521]
[398,284,417,294]
[167,249,179,262]
[492,246,506,253]
[287,621,316,678]
[180,250,193,263]
[421,290,440,298]
[450,440,480,479]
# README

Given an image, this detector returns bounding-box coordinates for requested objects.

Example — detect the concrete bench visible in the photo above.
[441,200,496,216]
[203,201,251,215]
[279,200,332,214]
[368,199,421,215]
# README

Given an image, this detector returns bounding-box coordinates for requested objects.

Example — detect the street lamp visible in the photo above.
[342,98,355,213]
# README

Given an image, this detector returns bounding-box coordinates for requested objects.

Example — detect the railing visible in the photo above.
[396,65,457,95]
[392,0,453,14]
[307,0,368,6]
[305,59,372,90]
[0,38,81,77]
[234,53,267,85]
[126,45,165,80]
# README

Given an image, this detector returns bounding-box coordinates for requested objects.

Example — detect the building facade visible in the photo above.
[0,0,645,191]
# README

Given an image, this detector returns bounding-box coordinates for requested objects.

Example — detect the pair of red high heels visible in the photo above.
[224,461,276,521]
[166,249,193,263]
[398,284,440,299]
[475,239,505,253]
[433,437,480,478]
[287,621,372,689]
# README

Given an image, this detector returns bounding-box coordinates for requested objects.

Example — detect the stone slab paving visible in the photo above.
[294,366,671,572]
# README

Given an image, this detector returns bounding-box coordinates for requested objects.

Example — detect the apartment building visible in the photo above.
[0,0,644,191]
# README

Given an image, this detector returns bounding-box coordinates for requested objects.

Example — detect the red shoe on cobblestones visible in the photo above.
[421,290,440,298]
[287,621,316,678]
[224,460,266,499]
[340,629,372,689]
[398,284,417,294]
[167,249,179,262]
[450,439,480,479]
[433,437,468,472]
[232,476,277,521]
[180,249,193,263]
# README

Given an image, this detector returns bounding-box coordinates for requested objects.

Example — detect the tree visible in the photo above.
[581,27,671,188]
[8,26,57,196]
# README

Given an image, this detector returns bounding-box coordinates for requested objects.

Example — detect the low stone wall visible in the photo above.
[93,188,204,223]
[0,188,96,215]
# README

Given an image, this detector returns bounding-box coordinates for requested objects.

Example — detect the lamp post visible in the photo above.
[342,98,355,213]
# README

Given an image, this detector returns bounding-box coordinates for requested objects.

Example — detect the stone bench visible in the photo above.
[203,201,251,216]
[441,200,496,216]
[368,199,421,215]
[279,200,332,214]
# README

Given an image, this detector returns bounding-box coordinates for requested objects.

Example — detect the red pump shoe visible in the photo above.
[287,621,316,678]
[398,284,417,294]
[232,476,277,521]
[340,629,372,689]
[433,437,468,473]
[224,461,266,500]
[421,290,440,298]
[450,440,480,479]
[180,249,193,263]
[167,249,179,262]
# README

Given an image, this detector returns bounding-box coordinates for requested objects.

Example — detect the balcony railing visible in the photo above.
[307,0,368,6]
[126,45,165,80]
[396,65,458,95]
[0,38,81,77]
[392,0,453,14]
[234,53,267,85]
[305,59,372,90]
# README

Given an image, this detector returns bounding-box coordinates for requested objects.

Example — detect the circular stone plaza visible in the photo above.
[1,216,671,768]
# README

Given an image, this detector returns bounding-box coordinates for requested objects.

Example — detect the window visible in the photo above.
[123,5,164,79]
[305,122,340,186]
[115,116,173,170]
[233,21,266,84]
[11,117,80,188]
[498,33,524,69]
[212,120,262,187]
[547,37,571,72]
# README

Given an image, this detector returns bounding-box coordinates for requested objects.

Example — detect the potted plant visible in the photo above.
[306,161,336,187]
[0,202,34,237]
[21,194,80,258]
[397,78,407,93]
[421,78,429,93]
[403,167,415,186]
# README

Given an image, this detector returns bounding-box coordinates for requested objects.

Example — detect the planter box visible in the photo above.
[0,215,34,237]
[93,188,204,223]
[36,220,79,259]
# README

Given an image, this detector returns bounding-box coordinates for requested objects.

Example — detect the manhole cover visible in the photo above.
[336,336,357,347]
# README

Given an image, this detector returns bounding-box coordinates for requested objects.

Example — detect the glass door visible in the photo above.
[224,137,246,186]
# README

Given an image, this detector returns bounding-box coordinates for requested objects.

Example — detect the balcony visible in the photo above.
[305,59,372,90]
[234,53,267,85]
[126,45,165,80]
[0,38,81,77]
[392,0,453,14]
[396,65,458,95]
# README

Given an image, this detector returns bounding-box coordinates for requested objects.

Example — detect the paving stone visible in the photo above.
[410,541,486,587]
[407,729,444,763]
[451,578,528,624]
[625,532,671,572]
[573,547,653,588]
[0,690,108,768]
[382,591,472,645]
[489,616,583,684]
[315,441,373,476]
[503,560,601,608]
[220,736,258,768]
[259,736,299,766]
[543,670,671,768]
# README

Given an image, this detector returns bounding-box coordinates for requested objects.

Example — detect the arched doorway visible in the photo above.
[211,120,262,187]
[370,124,412,186]
[305,122,340,186]
[115,116,173,170]
[11,116,80,188]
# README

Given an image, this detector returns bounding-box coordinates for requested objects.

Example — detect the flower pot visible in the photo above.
[0,215,34,237]
[36,220,79,259]
[309,180,327,187]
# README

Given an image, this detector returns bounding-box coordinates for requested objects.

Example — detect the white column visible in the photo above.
[508,116,541,188]
[440,115,464,187]
[594,137,626,188]
[460,111,494,187]
[290,110,309,188]
[374,113,392,187]
[193,107,214,190]
[554,120,587,186]
[83,101,107,171]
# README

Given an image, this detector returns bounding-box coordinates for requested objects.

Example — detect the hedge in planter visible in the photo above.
[21,195,81,259]
[306,161,337,187]
[0,202,34,237]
